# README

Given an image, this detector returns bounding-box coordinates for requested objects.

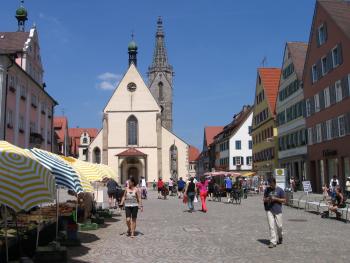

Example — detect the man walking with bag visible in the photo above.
[263,178,286,248]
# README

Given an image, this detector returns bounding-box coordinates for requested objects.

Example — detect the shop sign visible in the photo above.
[302,181,312,193]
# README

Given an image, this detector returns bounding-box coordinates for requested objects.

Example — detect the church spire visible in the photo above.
[128,32,138,67]
[148,17,174,131]
[150,16,172,71]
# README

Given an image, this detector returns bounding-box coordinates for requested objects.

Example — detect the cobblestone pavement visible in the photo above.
[68,192,350,263]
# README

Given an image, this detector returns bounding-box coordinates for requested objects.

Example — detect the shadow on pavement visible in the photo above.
[257,239,270,246]
[68,244,91,259]
[104,217,120,223]
[78,232,100,243]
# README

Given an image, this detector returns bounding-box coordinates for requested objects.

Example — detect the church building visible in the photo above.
[89,17,189,184]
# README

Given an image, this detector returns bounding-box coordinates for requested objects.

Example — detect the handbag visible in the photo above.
[194,196,198,203]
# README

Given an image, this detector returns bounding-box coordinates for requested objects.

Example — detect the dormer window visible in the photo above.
[83,137,88,144]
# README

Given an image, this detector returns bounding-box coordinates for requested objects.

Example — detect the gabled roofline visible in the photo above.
[103,63,161,113]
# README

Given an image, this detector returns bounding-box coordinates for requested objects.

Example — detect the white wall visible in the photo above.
[229,112,253,170]
[161,127,189,182]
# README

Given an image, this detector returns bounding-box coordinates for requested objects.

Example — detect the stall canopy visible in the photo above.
[0,141,56,212]
[204,171,241,178]
[60,156,94,193]
[29,148,84,193]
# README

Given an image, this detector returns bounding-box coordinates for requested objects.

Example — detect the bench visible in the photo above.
[328,204,349,223]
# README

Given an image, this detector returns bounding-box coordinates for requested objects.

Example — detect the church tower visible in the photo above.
[148,17,174,131]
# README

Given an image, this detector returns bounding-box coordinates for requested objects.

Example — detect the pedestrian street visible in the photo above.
[68,191,350,263]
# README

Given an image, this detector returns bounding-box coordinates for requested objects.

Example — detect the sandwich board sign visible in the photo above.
[302,181,312,193]
[274,168,286,189]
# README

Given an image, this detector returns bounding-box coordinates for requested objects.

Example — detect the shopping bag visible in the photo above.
[183,195,188,204]
[194,196,198,203]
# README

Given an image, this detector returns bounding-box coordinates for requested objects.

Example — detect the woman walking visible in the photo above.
[197,176,209,212]
[120,176,143,238]
[184,177,196,212]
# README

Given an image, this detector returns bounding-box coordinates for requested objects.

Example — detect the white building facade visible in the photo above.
[276,42,308,183]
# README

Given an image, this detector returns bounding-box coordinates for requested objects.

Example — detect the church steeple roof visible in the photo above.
[149,17,173,72]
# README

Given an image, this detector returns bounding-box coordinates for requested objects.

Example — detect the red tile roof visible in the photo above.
[319,0,350,39]
[205,126,224,147]
[53,116,68,143]
[0,32,29,52]
[188,145,200,162]
[116,148,147,157]
[68,128,99,139]
[68,128,99,156]
[287,42,308,80]
[258,68,281,114]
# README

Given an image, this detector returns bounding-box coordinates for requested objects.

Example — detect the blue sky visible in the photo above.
[1,0,315,150]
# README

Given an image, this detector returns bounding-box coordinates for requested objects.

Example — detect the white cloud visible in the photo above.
[96,72,122,90]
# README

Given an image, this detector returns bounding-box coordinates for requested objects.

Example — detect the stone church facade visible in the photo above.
[89,18,189,184]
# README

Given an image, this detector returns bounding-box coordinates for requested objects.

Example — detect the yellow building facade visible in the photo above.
[252,68,281,179]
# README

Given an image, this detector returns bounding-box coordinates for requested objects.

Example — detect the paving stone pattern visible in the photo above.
[68,192,350,263]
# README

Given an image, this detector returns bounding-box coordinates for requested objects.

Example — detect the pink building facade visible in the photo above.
[0,27,57,151]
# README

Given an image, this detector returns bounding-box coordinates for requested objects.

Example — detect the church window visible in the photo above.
[158,82,164,101]
[127,115,138,145]
[127,82,137,92]
[93,147,101,164]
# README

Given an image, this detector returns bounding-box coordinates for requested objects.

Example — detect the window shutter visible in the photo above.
[319,90,325,110]
[342,75,349,98]
[310,96,315,115]
[232,157,236,165]
[345,113,350,135]
[246,156,249,165]
[326,51,333,72]
[241,157,244,165]
[330,84,336,105]
[316,59,322,80]
[338,43,343,65]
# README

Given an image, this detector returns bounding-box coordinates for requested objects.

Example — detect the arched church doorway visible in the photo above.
[120,157,144,185]
[128,167,139,182]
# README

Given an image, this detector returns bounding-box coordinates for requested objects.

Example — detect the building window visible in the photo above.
[314,94,320,113]
[326,120,332,140]
[83,137,88,144]
[233,156,242,165]
[248,140,252,149]
[7,110,13,128]
[30,122,36,133]
[338,115,346,137]
[246,156,252,165]
[20,86,26,100]
[318,23,327,46]
[332,45,340,67]
[312,64,318,83]
[335,80,343,102]
[324,87,330,108]
[127,115,138,145]
[19,115,24,132]
[248,126,252,134]
[158,82,164,101]
[308,128,313,145]
[283,63,294,79]
[316,124,322,143]
[235,140,241,150]
[321,56,328,76]
[93,147,101,164]
[31,94,37,108]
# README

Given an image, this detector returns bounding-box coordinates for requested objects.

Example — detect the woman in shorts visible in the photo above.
[120,176,143,238]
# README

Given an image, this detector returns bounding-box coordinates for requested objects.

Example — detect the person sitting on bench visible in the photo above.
[322,187,346,219]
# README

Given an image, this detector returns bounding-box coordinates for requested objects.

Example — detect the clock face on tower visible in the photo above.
[127,82,137,92]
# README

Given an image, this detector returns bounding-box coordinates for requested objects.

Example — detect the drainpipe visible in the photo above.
[3,54,16,140]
